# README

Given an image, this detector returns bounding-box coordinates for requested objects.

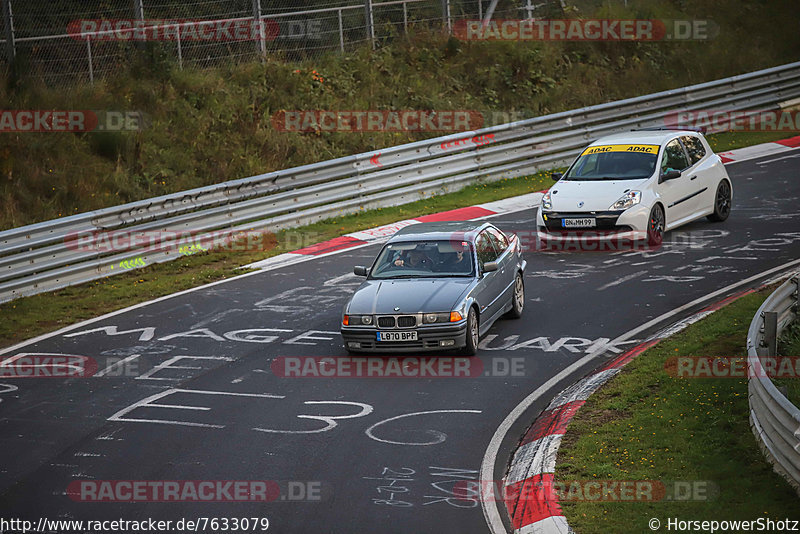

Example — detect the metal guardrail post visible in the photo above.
[133,0,145,51]
[85,37,94,85]
[364,0,375,49]
[338,9,345,52]
[442,0,451,33]
[252,0,266,61]
[763,311,778,356]
[482,0,499,26]
[523,0,534,20]
[133,0,144,21]
[1,0,14,64]
[176,29,183,69]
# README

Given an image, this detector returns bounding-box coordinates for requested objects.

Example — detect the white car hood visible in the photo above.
[549,179,649,211]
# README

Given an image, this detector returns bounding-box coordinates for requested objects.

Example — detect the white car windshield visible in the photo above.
[564,143,660,181]
[369,240,475,279]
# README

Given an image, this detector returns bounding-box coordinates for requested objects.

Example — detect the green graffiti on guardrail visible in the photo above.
[116,257,146,270]
[178,244,208,256]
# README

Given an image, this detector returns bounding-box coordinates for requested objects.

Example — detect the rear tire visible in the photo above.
[506,273,524,319]
[707,180,732,222]
[464,307,479,356]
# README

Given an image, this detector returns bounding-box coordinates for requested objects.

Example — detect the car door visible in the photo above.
[486,226,515,307]
[658,138,695,228]
[473,230,503,328]
[680,134,715,216]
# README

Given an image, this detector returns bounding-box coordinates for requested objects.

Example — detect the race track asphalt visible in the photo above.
[1,151,799,533]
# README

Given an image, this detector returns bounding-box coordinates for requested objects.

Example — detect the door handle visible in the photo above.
[690,175,697,181]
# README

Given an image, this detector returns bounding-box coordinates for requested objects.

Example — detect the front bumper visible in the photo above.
[341,321,468,353]
[537,204,651,233]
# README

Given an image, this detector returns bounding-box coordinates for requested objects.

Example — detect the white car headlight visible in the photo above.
[542,191,552,210]
[609,190,641,210]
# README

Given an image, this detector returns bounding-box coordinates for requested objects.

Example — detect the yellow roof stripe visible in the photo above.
[581,144,660,156]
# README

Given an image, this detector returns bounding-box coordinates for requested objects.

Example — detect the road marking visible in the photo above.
[756,152,800,166]
[365,410,482,446]
[0,383,17,403]
[253,401,373,434]
[479,257,800,534]
[108,388,285,428]
[597,271,645,290]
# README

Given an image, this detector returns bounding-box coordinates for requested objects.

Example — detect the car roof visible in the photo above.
[587,129,702,147]
[389,221,491,242]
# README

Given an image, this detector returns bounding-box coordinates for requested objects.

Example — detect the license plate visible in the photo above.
[562,218,596,228]
[377,331,418,342]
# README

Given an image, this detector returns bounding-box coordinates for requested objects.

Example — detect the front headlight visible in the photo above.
[344,314,373,326]
[542,191,552,210]
[609,190,641,210]
[423,312,450,324]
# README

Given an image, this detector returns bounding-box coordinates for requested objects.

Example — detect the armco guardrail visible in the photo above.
[2,61,800,302]
[747,274,800,496]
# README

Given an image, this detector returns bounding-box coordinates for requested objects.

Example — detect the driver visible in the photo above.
[394,250,432,269]
[440,249,470,272]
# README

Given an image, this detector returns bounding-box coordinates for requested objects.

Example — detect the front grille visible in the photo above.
[397,316,416,328]
[377,316,396,328]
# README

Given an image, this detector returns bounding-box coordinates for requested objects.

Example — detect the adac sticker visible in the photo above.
[581,144,660,156]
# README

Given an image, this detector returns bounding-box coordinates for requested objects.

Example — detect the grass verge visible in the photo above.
[556,287,800,534]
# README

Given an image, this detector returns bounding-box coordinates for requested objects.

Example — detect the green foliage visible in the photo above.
[1,0,798,230]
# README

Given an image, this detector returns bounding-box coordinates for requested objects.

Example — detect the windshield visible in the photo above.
[563,143,660,181]
[369,240,475,279]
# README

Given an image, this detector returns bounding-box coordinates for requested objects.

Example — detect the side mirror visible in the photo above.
[353,266,368,276]
[551,172,563,181]
[661,169,681,182]
[482,261,498,274]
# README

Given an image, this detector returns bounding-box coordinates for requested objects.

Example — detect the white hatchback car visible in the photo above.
[536,129,733,245]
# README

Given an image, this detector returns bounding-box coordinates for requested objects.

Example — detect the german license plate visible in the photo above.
[377,331,418,342]
[562,218,596,228]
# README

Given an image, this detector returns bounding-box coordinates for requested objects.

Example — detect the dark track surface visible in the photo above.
[1,151,799,533]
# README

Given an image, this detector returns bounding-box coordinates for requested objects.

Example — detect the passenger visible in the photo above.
[394,250,433,270]
[440,250,470,272]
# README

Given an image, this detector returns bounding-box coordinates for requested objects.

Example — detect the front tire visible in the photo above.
[647,204,665,247]
[464,307,479,356]
[707,180,732,222]
[506,273,524,319]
